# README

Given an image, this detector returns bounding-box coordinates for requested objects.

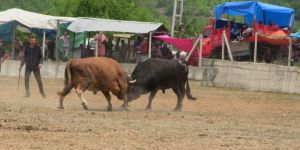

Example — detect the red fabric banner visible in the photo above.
[153,35,194,53]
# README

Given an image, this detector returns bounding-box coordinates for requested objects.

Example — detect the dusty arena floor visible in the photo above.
[0,76,299,149]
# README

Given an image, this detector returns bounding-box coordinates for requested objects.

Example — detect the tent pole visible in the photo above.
[11,23,16,60]
[95,34,98,57]
[148,32,152,58]
[72,32,75,58]
[254,31,258,63]
[288,37,292,67]
[42,30,46,60]
[55,20,60,61]
[198,34,203,67]
[185,34,201,62]
[222,30,225,60]
[223,30,233,61]
[171,0,178,38]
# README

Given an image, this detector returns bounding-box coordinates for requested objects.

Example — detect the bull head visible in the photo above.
[127,74,136,84]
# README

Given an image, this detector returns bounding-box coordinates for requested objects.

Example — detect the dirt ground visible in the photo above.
[0,76,299,150]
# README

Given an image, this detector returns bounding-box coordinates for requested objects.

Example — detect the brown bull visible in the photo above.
[57,57,134,111]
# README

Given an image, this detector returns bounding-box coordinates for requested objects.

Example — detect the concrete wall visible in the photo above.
[197,59,300,94]
[1,59,300,94]
[0,60,137,79]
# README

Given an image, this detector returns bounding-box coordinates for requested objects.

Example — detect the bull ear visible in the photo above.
[129,79,136,84]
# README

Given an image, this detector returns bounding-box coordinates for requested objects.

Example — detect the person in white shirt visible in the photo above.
[60,32,70,60]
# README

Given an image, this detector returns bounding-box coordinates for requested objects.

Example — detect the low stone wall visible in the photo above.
[1,59,300,94]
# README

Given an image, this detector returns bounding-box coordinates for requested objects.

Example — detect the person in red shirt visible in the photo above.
[139,38,149,55]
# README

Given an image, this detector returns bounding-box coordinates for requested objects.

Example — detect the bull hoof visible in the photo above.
[57,106,64,109]
[107,107,113,112]
[174,107,182,112]
[145,107,151,111]
[82,103,88,110]
[121,105,131,111]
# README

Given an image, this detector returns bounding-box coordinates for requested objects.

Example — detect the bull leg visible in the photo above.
[173,86,185,111]
[146,90,158,111]
[121,100,131,111]
[75,88,89,110]
[57,86,73,109]
[102,91,113,111]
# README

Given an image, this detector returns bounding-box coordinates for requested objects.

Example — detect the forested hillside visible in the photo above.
[0,0,299,36]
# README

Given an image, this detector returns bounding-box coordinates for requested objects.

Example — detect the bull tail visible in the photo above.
[186,79,196,101]
[57,62,73,97]
[182,61,196,101]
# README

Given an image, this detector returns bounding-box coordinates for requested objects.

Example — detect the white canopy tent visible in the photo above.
[67,18,164,33]
[0,8,75,58]
[0,8,75,29]
[68,18,166,58]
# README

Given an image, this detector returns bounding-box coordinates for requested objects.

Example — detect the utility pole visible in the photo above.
[171,0,184,38]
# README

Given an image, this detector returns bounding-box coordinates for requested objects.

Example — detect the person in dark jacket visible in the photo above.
[19,36,46,98]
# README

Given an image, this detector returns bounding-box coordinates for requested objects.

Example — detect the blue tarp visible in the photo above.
[0,21,16,42]
[214,1,295,27]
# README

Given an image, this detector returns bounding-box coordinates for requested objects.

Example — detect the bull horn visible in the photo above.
[127,74,132,79]
[129,79,136,84]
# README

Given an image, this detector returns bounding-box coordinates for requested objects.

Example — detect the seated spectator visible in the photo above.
[242,24,253,38]
[269,21,278,28]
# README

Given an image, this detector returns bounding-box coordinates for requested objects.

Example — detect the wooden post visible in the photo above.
[223,30,233,61]
[254,31,258,63]
[185,35,201,61]
[148,32,152,58]
[198,34,203,67]
[222,30,225,60]
[288,37,292,66]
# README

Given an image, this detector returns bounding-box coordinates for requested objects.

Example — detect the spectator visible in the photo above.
[105,37,113,58]
[231,23,241,41]
[174,51,181,60]
[160,44,173,59]
[151,43,162,58]
[94,31,108,57]
[119,40,127,62]
[262,48,273,63]
[0,38,5,59]
[269,21,278,28]
[15,38,23,59]
[47,40,55,61]
[80,44,87,58]
[19,36,46,98]
[60,32,70,60]
[138,38,149,55]
[242,24,253,39]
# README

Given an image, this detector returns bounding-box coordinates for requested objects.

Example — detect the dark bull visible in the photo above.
[127,58,196,111]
